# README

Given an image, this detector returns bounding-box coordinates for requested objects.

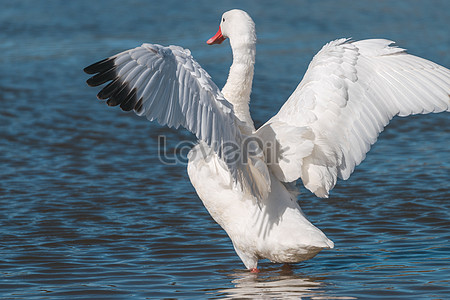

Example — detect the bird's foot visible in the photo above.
[249,268,260,273]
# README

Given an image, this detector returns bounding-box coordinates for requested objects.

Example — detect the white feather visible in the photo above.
[263,39,449,197]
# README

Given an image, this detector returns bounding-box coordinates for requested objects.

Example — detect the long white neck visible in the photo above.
[221,41,256,131]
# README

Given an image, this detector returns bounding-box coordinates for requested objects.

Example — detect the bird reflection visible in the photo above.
[216,264,328,299]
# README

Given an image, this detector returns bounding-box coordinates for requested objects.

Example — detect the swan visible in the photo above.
[84,9,450,272]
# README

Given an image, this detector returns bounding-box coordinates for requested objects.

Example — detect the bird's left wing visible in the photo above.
[84,43,270,199]
[257,39,449,198]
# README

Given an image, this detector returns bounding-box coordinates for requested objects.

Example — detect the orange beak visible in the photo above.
[207,27,226,45]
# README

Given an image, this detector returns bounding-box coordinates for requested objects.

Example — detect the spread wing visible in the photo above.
[257,38,450,198]
[84,43,238,152]
[84,43,270,199]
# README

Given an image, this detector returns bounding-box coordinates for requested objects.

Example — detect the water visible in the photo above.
[0,0,449,298]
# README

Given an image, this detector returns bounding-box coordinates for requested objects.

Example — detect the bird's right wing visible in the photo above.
[84,43,270,199]
[84,43,237,151]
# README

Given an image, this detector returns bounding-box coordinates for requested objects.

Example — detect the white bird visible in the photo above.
[84,9,450,272]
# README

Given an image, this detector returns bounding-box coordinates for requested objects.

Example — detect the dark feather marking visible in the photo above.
[86,57,140,113]
[120,88,138,111]
[106,83,130,106]
[86,68,116,87]
[135,98,144,113]
[106,96,120,107]
[84,58,115,74]
[97,78,121,99]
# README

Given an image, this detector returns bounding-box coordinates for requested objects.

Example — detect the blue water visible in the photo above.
[1,0,449,298]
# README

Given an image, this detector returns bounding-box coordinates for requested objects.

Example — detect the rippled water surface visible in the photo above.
[1,0,449,299]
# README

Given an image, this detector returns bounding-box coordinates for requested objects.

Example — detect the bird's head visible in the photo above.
[207,9,256,47]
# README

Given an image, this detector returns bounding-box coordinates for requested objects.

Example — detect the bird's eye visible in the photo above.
[223,18,225,22]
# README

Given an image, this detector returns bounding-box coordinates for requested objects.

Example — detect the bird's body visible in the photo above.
[188,142,333,269]
[84,9,450,271]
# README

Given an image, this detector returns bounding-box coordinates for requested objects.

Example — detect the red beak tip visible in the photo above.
[207,27,226,45]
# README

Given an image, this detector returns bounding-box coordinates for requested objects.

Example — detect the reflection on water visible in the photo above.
[222,274,322,299]
[217,266,356,299]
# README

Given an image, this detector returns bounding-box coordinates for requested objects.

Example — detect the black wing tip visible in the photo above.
[98,80,141,113]
[119,88,138,111]
[83,57,115,75]
[97,78,121,99]
[85,57,117,87]
[86,68,117,87]
[85,57,142,113]
[135,98,144,114]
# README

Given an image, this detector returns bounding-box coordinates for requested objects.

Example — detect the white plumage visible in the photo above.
[262,38,449,198]
[85,9,449,271]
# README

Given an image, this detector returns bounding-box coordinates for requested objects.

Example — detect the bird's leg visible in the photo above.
[249,268,260,273]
